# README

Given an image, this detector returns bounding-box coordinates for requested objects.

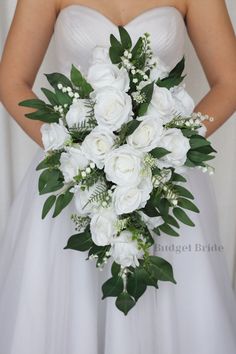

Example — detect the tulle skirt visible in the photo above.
[0,148,236,354]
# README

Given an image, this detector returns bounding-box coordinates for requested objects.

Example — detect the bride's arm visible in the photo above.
[186,0,236,138]
[0,0,60,148]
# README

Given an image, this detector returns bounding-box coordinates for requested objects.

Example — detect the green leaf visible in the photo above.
[109,47,122,64]
[70,64,93,98]
[38,169,63,195]
[156,57,185,89]
[159,223,179,237]
[157,198,170,217]
[174,185,194,200]
[25,110,60,123]
[187,150,215,163]
[102,276,124,299]
[142,201,160,217]
[54,88,73,105]
[115,292,136,315]
[138,82,154,116]
[156,75,185,89]
[118,26,132,49]
[42,195,56,219]
[150,147,171,159]
[41,88,59,106]
[64,226,93,251]
[45,72,72,89]
[131,37,144,58]
[36,153,61,171]
[148,256,177,283]
[126,271,147,301]
[111,262,121,277]
[173,207,195,227]
[171,172,187,183]
[162,214,180,228]
[110,34,123,53]
[18,99,47,109]
[52,189,74,217]
[169,57,185,77]
[177,198,200,213]
[190,136,210,149]
[125,119,141,136]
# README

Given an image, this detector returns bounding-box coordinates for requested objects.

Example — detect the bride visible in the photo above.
[0,0,236,353]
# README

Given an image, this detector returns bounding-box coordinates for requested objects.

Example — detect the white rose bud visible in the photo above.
[90,46,110,65]
[90,209,117,246]
[65,99,91,128]
[104,144,143,186]
[127,115,164,152]
[59,146,89,183]
[110,230,144,267]
[81,126,115,169]
[91,86,133,131]
[149,55,170,81]
[171,86,195,116]
[147,85,176,123]
[156,128,191,168]
[74,182,103,216]
[40,123,70,152]
[113,176,152,215]
[87,63,130,92]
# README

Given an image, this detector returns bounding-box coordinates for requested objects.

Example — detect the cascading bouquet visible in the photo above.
[19,27,216,315]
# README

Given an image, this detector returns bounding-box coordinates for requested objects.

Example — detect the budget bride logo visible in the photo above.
[154,243,224,254]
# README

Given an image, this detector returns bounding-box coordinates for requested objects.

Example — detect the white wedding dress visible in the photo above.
[0,5,236,354]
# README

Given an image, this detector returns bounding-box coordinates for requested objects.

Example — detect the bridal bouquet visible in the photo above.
[19,27,216,315]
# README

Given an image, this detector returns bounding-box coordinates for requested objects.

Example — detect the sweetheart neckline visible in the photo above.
[56,4,185,28]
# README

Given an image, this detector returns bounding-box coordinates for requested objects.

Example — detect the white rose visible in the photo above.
[90,46,110,65]
[81,126,115,169]
[139,211,164,230]
[87,63,130,92]
[90,209,117,246]
[74,182,103,216]
[104,144,143,186]
[127,115,164,152]
[146,85,176,123]
[171,86,195,116]
[65,99,91,128]
[110,230,144,267]
[113,176,152,215]
[156,128,191,168]
[91,86,133,131]
[149,56,170,81]
[60,146,89,183]
[40,123,70,152]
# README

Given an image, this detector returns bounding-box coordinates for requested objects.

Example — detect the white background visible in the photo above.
[0,0,236,289]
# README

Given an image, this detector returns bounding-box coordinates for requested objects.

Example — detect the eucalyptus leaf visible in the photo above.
[102,276,124,299]
[115,292,136,315]
[173,207,195,227]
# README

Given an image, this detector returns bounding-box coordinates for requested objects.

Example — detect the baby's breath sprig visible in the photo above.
[57,83,80,102]
[71,214,90,233]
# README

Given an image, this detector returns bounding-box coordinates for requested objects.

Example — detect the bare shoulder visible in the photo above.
[0,0,60,87]
[185,0,236,87]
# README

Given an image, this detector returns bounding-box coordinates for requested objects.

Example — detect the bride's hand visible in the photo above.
[186,0,236,138]
[0,0,60,148]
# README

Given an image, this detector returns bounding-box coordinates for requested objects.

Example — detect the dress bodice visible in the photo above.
[53,5,186,76]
